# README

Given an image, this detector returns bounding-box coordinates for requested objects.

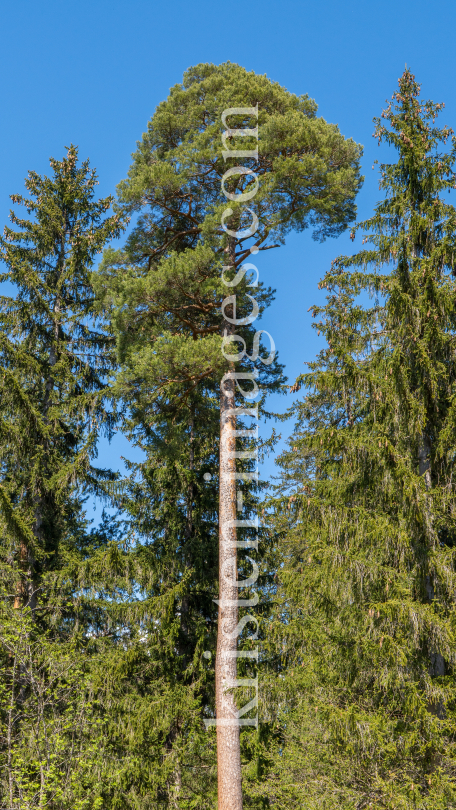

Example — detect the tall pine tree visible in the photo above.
[96,61,362,809]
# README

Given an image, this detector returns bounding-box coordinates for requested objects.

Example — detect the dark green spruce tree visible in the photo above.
[0,146,128,810]
[265,70,456,810]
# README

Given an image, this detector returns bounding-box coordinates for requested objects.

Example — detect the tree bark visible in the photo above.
[13,538,37,611]
[418,432,431,492]
[216,237,243,810]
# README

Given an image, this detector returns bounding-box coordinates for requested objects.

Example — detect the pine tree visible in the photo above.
[96,233,279,810]
[96,61,362,809]
[267,70,456,809]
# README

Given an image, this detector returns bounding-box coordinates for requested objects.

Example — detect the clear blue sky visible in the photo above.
[2,0,456,501]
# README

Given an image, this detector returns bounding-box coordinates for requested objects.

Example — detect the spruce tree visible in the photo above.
[0,144,125,608]
[0,146,127,808]
[267,70,456,809]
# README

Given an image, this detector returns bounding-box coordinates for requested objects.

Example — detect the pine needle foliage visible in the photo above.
[267,70,456,809]
[93,62,362,807]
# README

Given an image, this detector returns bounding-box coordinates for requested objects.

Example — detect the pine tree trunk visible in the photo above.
[216,237,243,810]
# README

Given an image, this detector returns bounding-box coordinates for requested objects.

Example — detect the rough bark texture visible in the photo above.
[216,363,243,810]
[13,539,37,611]
[216,236,243,810]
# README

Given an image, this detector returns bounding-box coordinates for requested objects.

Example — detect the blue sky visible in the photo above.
[2,0,456,506]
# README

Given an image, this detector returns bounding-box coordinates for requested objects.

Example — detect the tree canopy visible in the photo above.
[265,68,456,810]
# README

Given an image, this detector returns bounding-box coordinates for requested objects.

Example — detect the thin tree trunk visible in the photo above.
[13,539,37,611]
[418,432,431,492]
[216,237,243,810]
